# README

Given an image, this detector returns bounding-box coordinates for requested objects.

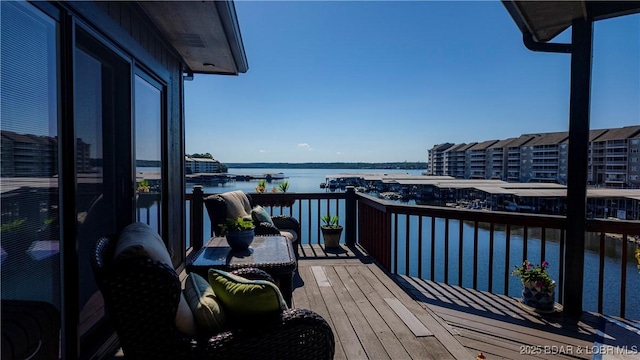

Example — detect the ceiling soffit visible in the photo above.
[137,1,248,75]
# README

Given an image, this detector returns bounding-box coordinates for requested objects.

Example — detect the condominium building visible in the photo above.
[505,135,537,182]
[442,143,468,179]
[1,130,91,177]
[428,125,640,188]
[486,138,516,180]
[465,140,498,179]
[427,143,454,176]
[184,156,224,174]
[520,131,568,183]
[589,126,640,188]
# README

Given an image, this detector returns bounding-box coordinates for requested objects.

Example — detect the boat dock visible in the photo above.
[184,172,287,186]
[321,173,640,220]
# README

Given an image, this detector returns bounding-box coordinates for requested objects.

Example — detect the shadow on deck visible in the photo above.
[296,244,640,360]
[109,244,640,359]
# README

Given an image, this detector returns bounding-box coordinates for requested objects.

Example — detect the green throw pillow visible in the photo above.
[251,205,274,225]
[208,269,287,327]
[184,273,226,335]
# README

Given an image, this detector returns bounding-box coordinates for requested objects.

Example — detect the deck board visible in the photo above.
[333,266,410,359]
[393,273,614,360]
[323,266,392,360]
[297,263,351,360]
[296,245,464,359]
[109,244,636,359]
[343,266,441,360]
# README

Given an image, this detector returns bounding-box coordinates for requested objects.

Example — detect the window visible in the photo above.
[74,27,132,345]
[135,73,164,235]
[1,0,60,309]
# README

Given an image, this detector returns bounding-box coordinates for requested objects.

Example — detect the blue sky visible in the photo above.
[185,1,639,163]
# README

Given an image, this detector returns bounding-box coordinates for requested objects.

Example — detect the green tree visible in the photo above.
[188,152,213,159]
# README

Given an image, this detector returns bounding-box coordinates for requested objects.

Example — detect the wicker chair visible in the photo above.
[91,234,334,360]
[204,191,301,257]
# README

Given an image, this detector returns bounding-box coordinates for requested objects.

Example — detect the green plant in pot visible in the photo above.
[255,179,267,193]
[320,214,342,248]
[219,217,255,251]
[278,181,290,193]
[511,260,556,311]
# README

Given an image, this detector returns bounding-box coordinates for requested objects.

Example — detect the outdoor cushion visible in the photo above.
[113,222,197,335]
[208,269,287,327]
[219,191,252,220]
[184,273,226,334]
[251,205,274,225]
[278,229,298,243]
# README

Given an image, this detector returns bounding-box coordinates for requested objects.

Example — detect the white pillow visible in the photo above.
[220,191,252,219]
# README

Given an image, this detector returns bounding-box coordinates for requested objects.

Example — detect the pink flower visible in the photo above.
[542,261,549,268]
[526,263,532,270]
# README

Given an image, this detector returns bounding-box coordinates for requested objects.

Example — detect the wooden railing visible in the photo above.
[356,193,640,319]
[186,186,356,250]
[186,186,640,318]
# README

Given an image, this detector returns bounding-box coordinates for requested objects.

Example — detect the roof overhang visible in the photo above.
[137,1,248,75]
[502,1,640,43]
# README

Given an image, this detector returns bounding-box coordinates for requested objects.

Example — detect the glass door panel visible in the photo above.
[135,74,164,235]
[74,28,131,347]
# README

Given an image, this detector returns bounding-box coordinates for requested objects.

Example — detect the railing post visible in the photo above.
[564,17,592,318]
[345,186,356,246]
[191,186,204,250]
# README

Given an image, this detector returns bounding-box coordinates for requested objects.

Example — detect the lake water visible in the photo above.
[189,167,424,193]
[183,167,640,319]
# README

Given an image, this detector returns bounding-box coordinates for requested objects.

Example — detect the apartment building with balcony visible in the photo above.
[485,138,515,180]
[505,135,537,182]
[1,130,92,177]
[429,125,640,187]
[520,132,568,183]
[184,156,224,174]
[589,125,640,188]
[464,139,498,179]
[629,131,640,187]
[426,142,454,175]
[442,143,466,178]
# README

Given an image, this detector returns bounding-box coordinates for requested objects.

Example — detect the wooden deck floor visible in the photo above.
[297,244,640,360]
[110,244,640,359]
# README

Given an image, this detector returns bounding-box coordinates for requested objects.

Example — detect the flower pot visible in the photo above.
[226,229,255,251]
[522,280,556,311]
[321,226,342,248]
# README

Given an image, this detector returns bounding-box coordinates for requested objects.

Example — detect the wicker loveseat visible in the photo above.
[91,222,334,360]
[204,191,301,257]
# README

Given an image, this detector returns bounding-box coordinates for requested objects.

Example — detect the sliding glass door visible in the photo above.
[74,27,132,353]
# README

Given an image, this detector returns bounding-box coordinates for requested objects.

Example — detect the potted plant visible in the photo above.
[219,217,255,251]
[320,214,342,248]
[278,181,290,193]
[255,179,267,193]
[255,181,295,207]
[511,260,556,311]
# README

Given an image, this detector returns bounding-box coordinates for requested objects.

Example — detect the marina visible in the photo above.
[184,171,286,186]
[319,173,640,220]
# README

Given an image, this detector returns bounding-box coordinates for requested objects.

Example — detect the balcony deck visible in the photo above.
[296,244,640,360]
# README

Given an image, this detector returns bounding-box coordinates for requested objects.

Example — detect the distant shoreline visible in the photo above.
[225,162,427,170]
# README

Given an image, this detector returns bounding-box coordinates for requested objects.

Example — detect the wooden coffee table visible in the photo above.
[186,235,297,306]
